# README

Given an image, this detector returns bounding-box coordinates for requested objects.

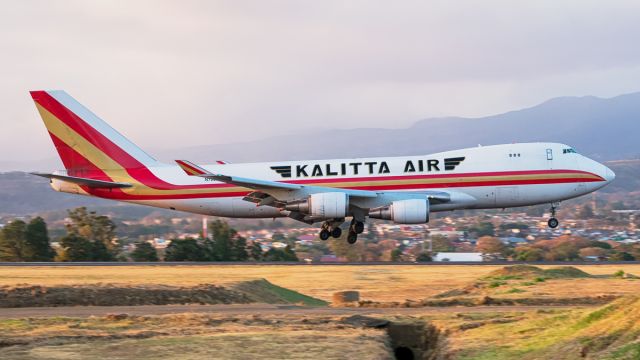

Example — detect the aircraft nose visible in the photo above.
[604,166,616,182]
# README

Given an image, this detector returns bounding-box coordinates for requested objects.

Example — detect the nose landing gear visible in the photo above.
[548,204,559,229]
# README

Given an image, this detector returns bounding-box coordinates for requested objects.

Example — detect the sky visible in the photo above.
[1,0,640,170]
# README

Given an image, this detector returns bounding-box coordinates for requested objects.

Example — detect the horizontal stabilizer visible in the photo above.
[31,173,133,188]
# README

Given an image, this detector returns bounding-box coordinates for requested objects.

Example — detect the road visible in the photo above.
[0,304,590,319]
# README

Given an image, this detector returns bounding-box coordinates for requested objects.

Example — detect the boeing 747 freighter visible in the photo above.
[30,90,615,244]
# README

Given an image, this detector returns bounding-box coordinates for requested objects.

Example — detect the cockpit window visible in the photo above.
[562,148,577,154]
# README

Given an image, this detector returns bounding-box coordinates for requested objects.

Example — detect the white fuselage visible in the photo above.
[56,142,612,219]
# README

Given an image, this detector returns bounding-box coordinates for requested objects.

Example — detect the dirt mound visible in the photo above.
[428,265,611,306]
[484,265,591,281]
[484,264,545,279]
[0,280,327,308]
[231,279,327,306]
[542,266,592,279]
[0,284,253,308]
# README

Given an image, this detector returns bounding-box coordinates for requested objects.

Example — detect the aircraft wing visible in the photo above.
[31,173,133,188]
[175,160,378,198]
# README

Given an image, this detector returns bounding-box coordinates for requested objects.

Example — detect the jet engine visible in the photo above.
[285,192,348,218]
[368,199,429,224]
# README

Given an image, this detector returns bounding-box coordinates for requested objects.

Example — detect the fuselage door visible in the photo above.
[546,148,554,169]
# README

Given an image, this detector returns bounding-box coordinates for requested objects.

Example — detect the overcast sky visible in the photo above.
[2,0,640,168]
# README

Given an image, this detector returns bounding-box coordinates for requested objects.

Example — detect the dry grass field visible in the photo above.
[0,313,392,360]
[2,265,640,359]
[2,264,640,302]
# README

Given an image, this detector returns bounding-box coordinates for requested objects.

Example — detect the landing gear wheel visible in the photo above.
[331,227,342,238]
[347,232,358,244]
[354,221,365,234]
[319,229,330,241]
[548,218,559,229]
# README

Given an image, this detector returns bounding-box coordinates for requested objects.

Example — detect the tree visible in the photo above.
[271,232,286,242]
[230,235,249,261]
[131,242,159,262]
[283,245,298,261]
[390,248,403,262]
[545,241,580,261]
[476,236,507,256]
[430,235,455,252]
[589,241,612,250]
[468,222,495,237]
[328,237,364,262]
[249,241,263,261]
[415,252,432,262]
[57,233,95,261]
[209,220,232,260]
[514,247,544,261]
[24,217,55,261]
[262,245,299,261]
[65,207,119,260]
[609,251,635,261]
[164,239,205,261]
[204,220,249,261]
[0,220,28,261]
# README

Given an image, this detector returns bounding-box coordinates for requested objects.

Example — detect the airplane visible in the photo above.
[29,90,616,244]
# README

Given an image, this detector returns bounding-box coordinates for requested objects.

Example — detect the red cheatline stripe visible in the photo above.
[85,174,601,200]
[285,169,603,184]
[89,189,252,200]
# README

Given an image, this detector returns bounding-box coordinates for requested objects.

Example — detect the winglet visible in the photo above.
[176,160,211,176]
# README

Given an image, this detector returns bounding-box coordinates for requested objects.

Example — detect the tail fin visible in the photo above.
[30,90,161,177]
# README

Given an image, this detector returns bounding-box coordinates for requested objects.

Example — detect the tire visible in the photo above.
[331,227,342,238]
[354,221,365,234]
[548,218,559,229]
[319,229,330,241]
[347,232,358,244]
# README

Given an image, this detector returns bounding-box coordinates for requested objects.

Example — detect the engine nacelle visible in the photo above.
[369,199,430,224]
[285,192,348,218]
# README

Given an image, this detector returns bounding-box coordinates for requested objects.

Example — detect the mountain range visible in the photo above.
[155,92,640,164]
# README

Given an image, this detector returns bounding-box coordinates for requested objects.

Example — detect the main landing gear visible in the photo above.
[347,219,365,244]
[318,218,364,244]
[548,204,560,229]
[319,220,344,241]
